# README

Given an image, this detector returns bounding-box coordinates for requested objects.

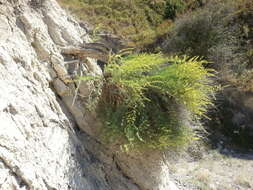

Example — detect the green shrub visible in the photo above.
[96,54,217,150]
[164,0,253,86]
[164,1,233,58]
[164,0,185,20]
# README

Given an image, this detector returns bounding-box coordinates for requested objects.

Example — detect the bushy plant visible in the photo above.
[164,0,185,20]
[96,54,217,150]
[164,0,253,85]
[164,1,231,58]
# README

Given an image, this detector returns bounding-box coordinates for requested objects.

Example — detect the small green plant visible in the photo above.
[96,53,218,150]
[164,0,185,20]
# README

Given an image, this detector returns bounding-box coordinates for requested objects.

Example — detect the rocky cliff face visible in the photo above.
[0,0,178,189]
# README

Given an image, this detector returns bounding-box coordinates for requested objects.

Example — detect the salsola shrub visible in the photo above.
[97,54,217,150]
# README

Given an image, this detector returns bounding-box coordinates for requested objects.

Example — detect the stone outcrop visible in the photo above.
[0,0,178,189]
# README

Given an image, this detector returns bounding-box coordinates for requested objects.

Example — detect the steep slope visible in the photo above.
[0,0,137,189]
[0,0,179,189]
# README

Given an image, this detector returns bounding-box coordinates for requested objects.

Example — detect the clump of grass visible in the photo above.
[95,53,218,150]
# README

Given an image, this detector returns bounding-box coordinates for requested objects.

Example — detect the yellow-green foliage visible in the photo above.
[149,56,216,117]
[98,54,218,150]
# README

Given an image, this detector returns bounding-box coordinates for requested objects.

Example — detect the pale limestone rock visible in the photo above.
[0,0,179,189]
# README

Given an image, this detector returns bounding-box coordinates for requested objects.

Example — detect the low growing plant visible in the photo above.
[93,53,218,150]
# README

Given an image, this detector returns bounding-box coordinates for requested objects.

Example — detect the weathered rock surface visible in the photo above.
[0,0,178,189]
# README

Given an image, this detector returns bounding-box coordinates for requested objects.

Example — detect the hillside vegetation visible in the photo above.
[164,0,253,91]
[57,0,206,47]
